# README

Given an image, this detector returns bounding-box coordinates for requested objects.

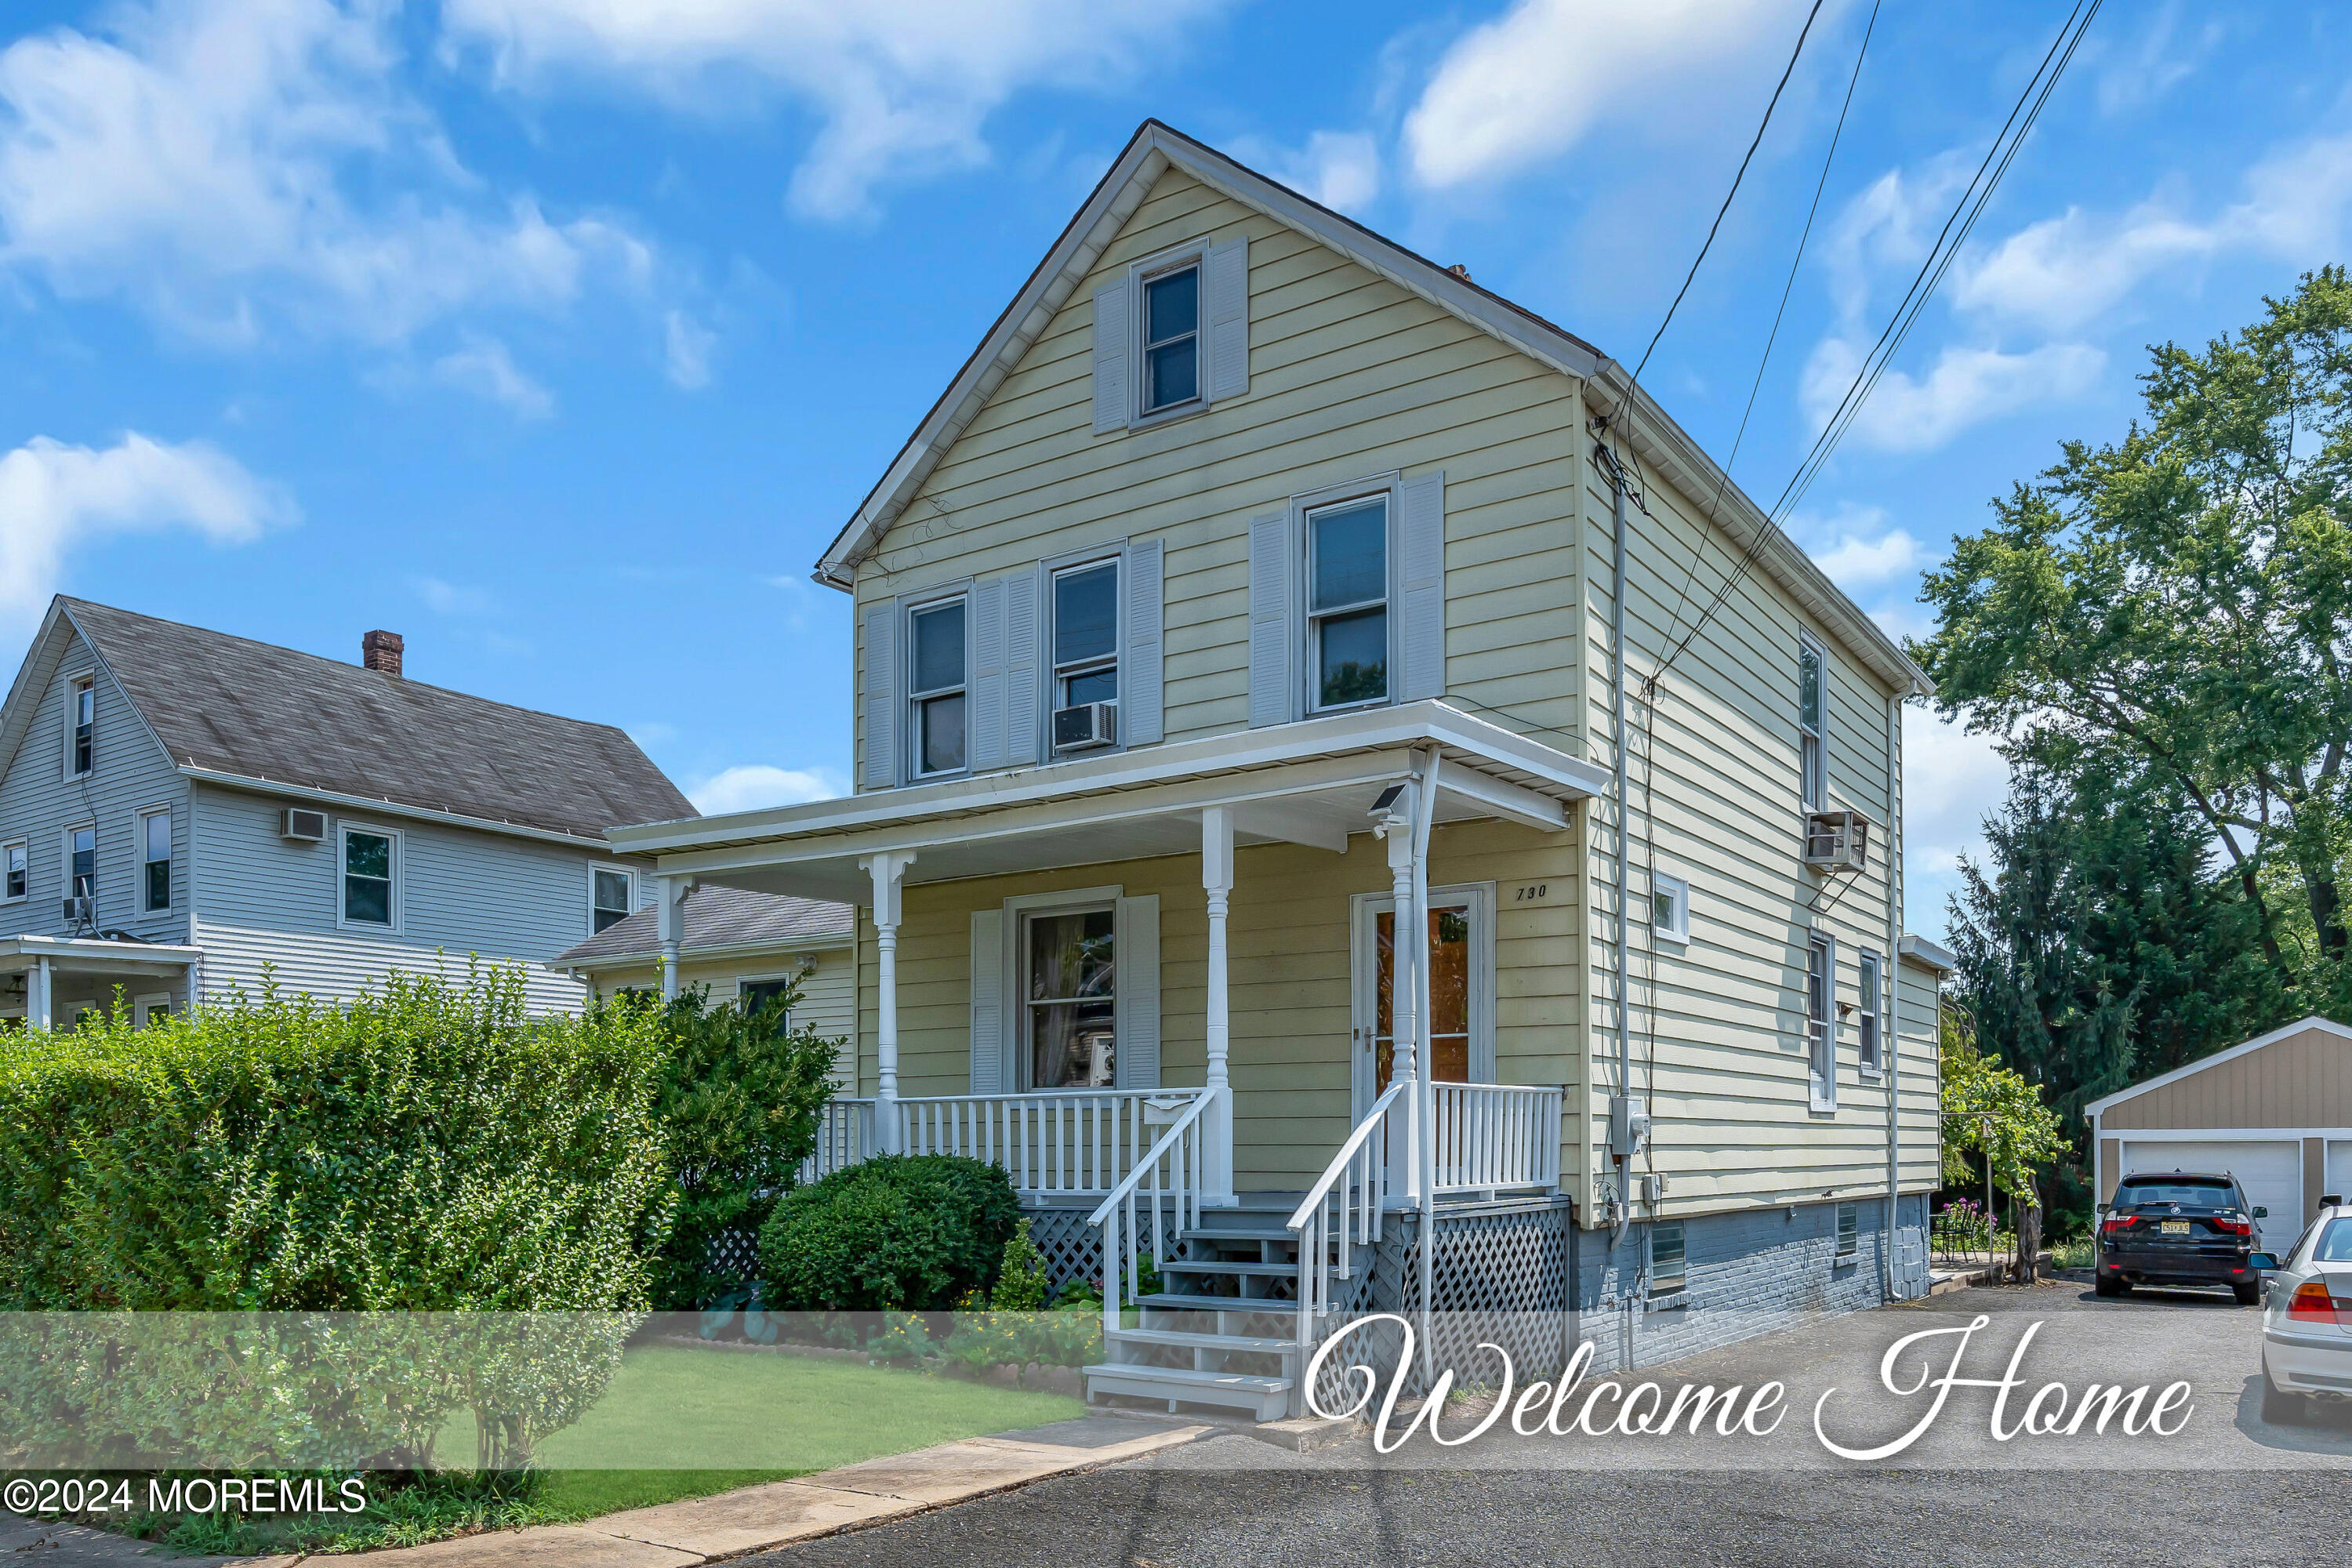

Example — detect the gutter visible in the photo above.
[181,766,636,852]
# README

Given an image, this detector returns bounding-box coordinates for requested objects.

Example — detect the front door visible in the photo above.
[1350,884,1491,1119]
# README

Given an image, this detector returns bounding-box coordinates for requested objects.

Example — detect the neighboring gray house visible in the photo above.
[552,885,858,1089]
[0,597,692,1029]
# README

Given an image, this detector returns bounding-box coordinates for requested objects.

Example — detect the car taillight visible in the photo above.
[2287,1281,2340,1322]
[2210,1217,2252,1236]
[2102,1214,2137,1235]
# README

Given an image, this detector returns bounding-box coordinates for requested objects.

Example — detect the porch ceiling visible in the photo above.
[611,700,1606,904]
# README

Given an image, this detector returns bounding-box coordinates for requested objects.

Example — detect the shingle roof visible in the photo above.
[553,884,854,966]
[60,598,695,840]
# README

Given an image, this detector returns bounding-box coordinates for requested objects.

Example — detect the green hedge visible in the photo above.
[759,1155,1022,1312]
[643,985,840,1310]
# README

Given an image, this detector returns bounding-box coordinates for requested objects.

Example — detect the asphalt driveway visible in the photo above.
[740,1279,2352,1567]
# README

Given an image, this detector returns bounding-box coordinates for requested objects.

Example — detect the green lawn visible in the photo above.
[125,1345,1083,1557]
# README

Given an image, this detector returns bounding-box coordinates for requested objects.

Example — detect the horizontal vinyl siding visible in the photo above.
[1582,433,1929,1218]
[589,947,858,1091]
[0,630,191,946]
[2097,1025,2352,1131]
[190,784,648,1014]
[853,818,1584,1192]
[852,166,1587,780]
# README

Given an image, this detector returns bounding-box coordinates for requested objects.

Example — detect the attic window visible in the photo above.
[1141,263,1199,413]
[67,677,94,777]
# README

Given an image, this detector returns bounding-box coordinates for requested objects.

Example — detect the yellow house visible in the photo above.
[612,121,1945,1417]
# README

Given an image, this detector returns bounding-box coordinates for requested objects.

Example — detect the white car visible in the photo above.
[2256,1201,2352,1424]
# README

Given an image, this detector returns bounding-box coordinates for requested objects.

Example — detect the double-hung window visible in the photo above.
[341,826,395,927]
[1023,906,1116,1089]
[67,677,94,777]
[1140,263,1200,415]
[64,826,95,920]
[1051,561,1120,710]
[141,809,171,913]
[1806,931,1835,1109]
[2,840,24,902]
[1797,636,1825,810]
[1308,495,1389,711]
[908,598,968,778]
[1857,949,1882,1073]
[739,978,793,1023]
[591,866,632,934]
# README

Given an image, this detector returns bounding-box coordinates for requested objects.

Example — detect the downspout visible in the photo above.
[1412,749,1440,1386]
[1606,444,1633,1250]
[1882,686,1904,1300]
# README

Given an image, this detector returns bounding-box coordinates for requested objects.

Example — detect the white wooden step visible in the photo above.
[1105,1326,1298,1356]
[1083,1363,1292,1421]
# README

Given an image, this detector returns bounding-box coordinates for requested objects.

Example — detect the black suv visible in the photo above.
[2097,1171,2267,1303]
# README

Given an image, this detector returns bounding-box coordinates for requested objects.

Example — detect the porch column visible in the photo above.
[655,875,684,1000]
[31,956,52,1033]
[862,850,915,1153]
[1200,806,1237,1207]
[1379,784,1422,1203]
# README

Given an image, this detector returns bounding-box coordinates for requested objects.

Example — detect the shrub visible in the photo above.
[758,1155,1021,1312]
[0,964,673,1468]
[990,1220,1049,1311]
[641,985,840,1309]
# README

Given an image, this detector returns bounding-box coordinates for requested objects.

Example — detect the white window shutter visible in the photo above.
[1115,893,1160,1090]
[1247,511,1294,728]
[1205,236,1249,402]
[969,575,1007,771]
[1123,539,1164,745]
[1092,281,1130,434]
[862,603,897,788]
[1397,470,1446,700]
[1004,567,1040,764]
[970,909,1005,1094]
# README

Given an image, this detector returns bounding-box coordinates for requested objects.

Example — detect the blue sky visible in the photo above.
[2,0,2347,939]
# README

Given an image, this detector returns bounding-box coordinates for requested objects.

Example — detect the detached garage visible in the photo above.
[2088,1016,2352,1252]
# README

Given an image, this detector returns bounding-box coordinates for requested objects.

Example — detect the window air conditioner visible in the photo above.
[1803,811,1870,873]
[280,808,328,842]
[1052,701,1117,752]
[61,893,92,927]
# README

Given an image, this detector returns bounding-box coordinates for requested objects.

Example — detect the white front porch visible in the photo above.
[0,935,204,1031]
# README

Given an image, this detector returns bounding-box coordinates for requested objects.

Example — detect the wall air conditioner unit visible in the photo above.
[1051,701,1117,753]
[61,893,92,927]
[280,808,328,843]
[1803,811,1870,873]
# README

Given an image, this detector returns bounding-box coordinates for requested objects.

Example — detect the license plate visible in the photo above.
[2160,1220,2191,1236]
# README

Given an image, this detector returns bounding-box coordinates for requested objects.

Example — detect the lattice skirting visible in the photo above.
[1311,1196,1576,1406]
[1021,1201,1181,1299]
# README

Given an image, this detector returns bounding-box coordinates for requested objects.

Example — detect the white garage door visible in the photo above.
[2118,1139,2303,1251]
[2329,1141,2351,1205]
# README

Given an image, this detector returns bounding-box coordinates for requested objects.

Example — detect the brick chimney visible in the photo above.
[361,630,405,677]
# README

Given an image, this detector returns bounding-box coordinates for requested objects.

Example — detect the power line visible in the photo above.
[1656,0,2102,687]
[1629,0,1827,386]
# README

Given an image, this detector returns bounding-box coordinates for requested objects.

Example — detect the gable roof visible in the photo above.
[2085,1016,2352,1116]
[815,118,1930,697]
[552,884,853,968]
[4,597,694,842]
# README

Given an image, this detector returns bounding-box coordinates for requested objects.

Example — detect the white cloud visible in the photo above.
[414,575,495,615]
[1901,705,2013,936]
[431,336,554,417]
[1809,521,1919,589]
[1801,335,2103,454]
[663,309,715,390]
[439,0,1231,222]
[1401,0,1825,189]
[0,432,292,630]
[0,0,660,346]
[1227,130,1380,212]
[688,764,848,815]
[2092,0,2220,116]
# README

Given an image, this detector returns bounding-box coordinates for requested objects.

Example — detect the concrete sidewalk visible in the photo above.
[365,1415,1207,1566]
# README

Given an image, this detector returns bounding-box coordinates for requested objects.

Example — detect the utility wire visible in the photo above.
[1630,0,1827,385]
[1655,0,2102,688]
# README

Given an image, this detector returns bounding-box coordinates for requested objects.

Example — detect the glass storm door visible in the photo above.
[1352,887,1486,1119]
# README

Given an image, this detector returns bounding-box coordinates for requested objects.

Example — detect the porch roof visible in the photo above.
[0,934,205,977]
[608,700,1608,903]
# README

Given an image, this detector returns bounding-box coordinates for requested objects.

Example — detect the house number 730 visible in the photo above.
[1512,883,1550,902]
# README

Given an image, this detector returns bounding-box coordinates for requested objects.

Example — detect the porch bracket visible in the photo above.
[1200,805,1239,1206]
[862,849,916,1152]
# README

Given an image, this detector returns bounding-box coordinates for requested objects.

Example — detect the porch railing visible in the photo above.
[1087,1085,1224,1334]
[896,1088,1207,1198]
[1430,1082,1561,1196]
[798,1098,878,1185]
